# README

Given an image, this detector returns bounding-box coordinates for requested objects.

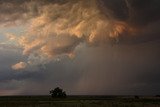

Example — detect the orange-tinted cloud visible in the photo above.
[0,0,158,69]
[17,0,130,58]
[12,62,27,70]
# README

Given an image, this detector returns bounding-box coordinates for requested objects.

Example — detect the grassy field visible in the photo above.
[0,95,160,107]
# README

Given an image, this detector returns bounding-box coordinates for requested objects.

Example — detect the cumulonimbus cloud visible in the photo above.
[0,0,159,70]
[10,0,129,69]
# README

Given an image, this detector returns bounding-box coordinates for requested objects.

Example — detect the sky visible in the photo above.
[0,0,160,95]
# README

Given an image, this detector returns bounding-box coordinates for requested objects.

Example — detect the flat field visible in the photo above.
[0,95,160,107]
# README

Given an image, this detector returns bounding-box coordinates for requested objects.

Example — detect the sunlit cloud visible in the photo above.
[7,0,133,69]
[12,62,27,70]
[0,0,157,70]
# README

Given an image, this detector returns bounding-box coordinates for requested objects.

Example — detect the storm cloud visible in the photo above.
[0,0,160,95]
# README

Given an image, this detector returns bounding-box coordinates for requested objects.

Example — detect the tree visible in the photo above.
[134,95,140,99]
[50,87,67,98]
